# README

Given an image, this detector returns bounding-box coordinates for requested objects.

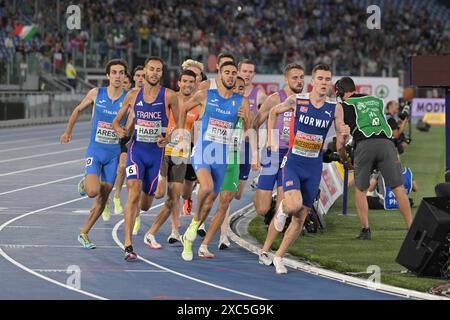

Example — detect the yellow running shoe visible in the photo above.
[132,215,141,235]
[77,177,86,196]
[102,199,110,222]
[78,233,96,249]
[113,197,123,215]
[181,234,193,261]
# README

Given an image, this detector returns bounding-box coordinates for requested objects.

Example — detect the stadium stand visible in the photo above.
[0,0,449,87]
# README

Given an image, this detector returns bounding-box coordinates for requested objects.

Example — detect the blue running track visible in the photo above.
[0,122,401,300]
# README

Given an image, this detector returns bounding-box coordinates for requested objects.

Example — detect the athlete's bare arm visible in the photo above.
[166,89,180,127]
[178,90,207,130]
[267,94,296,150]
[334,103,351,165]
[113,88,139,139]
[256,89,268,111]
[158,89,179,147]
[198,80,211,91]
[238,98,251,131]
[60,88,98,144]
[239,97,259,168]
[124,108,135,137]
[252,92,279,130]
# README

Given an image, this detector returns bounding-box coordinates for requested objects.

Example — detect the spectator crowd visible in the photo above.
[1,0,449,78]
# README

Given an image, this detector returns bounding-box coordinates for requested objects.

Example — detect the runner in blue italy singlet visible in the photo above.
[60,58,129,250]
[85,87,127,184]
[191,88,242,193]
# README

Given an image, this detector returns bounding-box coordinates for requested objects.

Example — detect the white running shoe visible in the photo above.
[144,233,162,249]
[258,251,273,266]
[197,223,207,237]
[274,211,288,232]
[273,256,288,274]
[193,182,200,194]
[198,245,215,258]
[218,234,231,250]
[167,231,181,244]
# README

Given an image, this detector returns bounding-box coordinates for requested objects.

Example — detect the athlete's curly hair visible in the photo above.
[181,59,204,72]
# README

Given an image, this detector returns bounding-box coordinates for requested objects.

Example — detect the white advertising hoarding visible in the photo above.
[318,162,344,215]
[207,74,399,104]
[411,98,445,118]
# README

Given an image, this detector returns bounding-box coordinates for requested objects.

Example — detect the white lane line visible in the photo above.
[0,174,83,196]
[0,197,107,300]
[32,269,72,273]
[33,269,168,273]
[0,212,27,215]
[123,270,169,273]
[5,226,115,231]
[0,139,86,153]
[0,130,66,140]
[72,210,91,214]
[0,244,118,249]
[72,209,158,216]
[0,137,52,146]
[111,219,266,300]
[5,226,47,229]
[0,147,85,164]
[0,132,88,146]
[0,124,88,140]
[0,159,83,177]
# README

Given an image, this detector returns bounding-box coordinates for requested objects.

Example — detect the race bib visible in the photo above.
[281,111,292,142]
[136,119,162,143]
[85,157,93,167]
[165,130,191,158]
[204,117,233,144]
[126,164,137,177]
[280,155,288,168]
[292,130,323,158]
[95,121,119,144]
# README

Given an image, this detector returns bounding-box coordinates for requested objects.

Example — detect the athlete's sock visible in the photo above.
[274,200,288,232]
[189,218,201,231]
[185,218,200,241]
[277,200,285,215]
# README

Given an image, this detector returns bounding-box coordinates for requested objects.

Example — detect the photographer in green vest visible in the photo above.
[335,77,412,240]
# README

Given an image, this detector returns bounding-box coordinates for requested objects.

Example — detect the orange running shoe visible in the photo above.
[183,198,193,216]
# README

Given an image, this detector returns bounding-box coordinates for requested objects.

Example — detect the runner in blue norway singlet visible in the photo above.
[281,93,336,208]
[85,87,127,184]
[126,86,169,195]
[191,88,242,194]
